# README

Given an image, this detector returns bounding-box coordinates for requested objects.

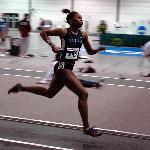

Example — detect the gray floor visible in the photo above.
[0,32,150,150]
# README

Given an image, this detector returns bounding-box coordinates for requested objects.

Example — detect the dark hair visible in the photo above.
[24,13,29,17]
[61,9,77,24]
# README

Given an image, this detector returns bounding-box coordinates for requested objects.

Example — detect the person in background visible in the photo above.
[97,20,107,34]
[18,13,31,57]
[0,13,8,47]
[37,54,58,84]
[85,20,89,33]
[37,18,44,30]
[140,41,150,77]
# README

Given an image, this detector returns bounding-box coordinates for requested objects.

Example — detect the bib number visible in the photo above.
[65,48,79,60]
[58,62,65,69]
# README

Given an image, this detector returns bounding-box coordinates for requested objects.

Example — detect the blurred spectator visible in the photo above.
[38,19,52,30]
[97,20,107,34]
[85,20,89,33]
[18,13,31,57]
[37,55,58,84]
[37,18,44,30]
[39,18,44,26]
[0,13,8,47]
[139,41,150,77]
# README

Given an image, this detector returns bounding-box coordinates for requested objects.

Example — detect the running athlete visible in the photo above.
[8,9,105,137]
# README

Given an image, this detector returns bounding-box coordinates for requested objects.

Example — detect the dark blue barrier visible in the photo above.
[100,33,150,47]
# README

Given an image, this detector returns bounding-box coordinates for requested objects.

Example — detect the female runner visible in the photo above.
[8,9,105,137]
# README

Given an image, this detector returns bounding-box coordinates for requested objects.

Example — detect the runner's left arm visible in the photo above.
[82,32,105,55]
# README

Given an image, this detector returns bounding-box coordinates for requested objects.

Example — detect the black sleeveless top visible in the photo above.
[54,28,83,73]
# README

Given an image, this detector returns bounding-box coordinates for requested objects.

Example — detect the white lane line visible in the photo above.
[117,85,125,87]
[113,78,119,79]
[14,75,22,77]
[0,138,73,150]
[137,87,145,89]
[36,70,44,72]
[107,84,115,86]
[91,75,99,78]
[0,114,83,129]
[135,80,143,82]
[22,76,30,78]
[2,73,42,79]
[124,79,132,81]
[3,68,11,70]
[25,69,32,71]
[1,67,149,83]
[34,77,42,79]
[103,77,110,79]
[2,73,150,89]
[128,86,136,88]
[82,74,89,77]
[3,68,44,73]
[3,74,11,76]
[1,115,150,140]
[1,68,150,89]
[0,54,6,56]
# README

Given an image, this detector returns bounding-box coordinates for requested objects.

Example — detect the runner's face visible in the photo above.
[71,13,83,28]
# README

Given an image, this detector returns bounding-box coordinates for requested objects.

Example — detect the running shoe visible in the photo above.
[84,126,103,137]
[8,83,22,94]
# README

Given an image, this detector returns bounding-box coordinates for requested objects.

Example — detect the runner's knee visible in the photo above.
[79,90,88,100]
[45,90,55,99]
[47,93,55,99]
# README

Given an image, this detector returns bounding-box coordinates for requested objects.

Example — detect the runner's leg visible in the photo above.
[9,74,64,98]
[60,69,89,130]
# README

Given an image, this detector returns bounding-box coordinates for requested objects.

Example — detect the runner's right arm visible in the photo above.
[40,28,64,53]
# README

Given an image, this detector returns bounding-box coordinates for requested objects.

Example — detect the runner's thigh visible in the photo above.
[47,74,64,97]
[63,69,87,96]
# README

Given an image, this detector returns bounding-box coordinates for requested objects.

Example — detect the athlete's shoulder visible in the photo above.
[58,28,67,38]
[53,28,67,34]
[43,28,65,37]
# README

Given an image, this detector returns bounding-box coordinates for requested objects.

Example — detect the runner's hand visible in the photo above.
[98,45,105,52]
[51,45,60,53]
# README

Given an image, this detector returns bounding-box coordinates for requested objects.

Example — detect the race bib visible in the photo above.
[65,48,79,60]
